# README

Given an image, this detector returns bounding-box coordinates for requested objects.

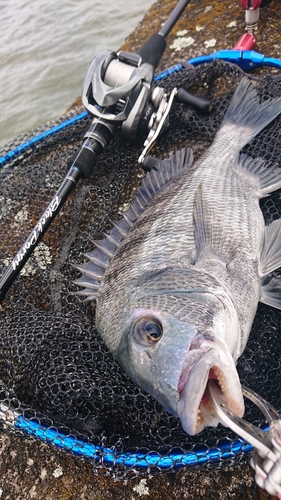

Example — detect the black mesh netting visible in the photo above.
[0,60,281,478]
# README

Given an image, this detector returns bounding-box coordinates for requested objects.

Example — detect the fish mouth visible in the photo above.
[176,337,244,436]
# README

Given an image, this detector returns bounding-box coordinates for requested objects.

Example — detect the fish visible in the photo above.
[74,77,281,436]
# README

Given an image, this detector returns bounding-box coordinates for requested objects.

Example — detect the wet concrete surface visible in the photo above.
[1,1,281,498]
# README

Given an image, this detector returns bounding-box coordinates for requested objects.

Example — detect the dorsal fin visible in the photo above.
[73,147,194,299]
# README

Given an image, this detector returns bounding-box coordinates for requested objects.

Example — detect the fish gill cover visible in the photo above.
[0,60,281,478]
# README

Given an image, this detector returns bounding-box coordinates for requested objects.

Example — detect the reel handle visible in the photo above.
[0,0,192,301]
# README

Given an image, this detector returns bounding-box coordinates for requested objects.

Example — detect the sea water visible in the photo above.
[0,0,154,146]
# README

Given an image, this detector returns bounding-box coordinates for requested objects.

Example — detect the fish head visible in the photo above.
[176,332,244,435]
[116,306,199,416]
[98,268,245,436]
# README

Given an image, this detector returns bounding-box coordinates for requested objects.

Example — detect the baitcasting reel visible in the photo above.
[0,0,209,300]
[82,47,212,166]
[82,49,156,142]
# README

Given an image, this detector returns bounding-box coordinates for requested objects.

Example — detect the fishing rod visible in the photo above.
[0,0,211,302]
[1,50,281,495]
[1,3,281,497]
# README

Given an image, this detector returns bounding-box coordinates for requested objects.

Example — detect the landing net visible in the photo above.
[0,59,281,478]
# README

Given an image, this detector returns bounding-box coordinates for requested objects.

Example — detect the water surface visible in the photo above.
[0,0,154,145]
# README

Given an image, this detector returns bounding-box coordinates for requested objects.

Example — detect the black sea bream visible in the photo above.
[75,78,281,435]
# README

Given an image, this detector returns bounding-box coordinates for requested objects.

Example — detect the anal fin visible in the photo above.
[260,219,281,310]
[239,153,281,197]
[260,219,281,276]
[260,275,281,310]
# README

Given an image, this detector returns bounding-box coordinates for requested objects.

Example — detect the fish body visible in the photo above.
[75,78,281,435]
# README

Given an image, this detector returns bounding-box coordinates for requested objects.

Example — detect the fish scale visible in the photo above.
[194,163,262,259]
[75,77,281,436]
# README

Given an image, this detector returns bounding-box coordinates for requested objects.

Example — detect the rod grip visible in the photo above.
[71,146,98,179]
[137,34,166,69]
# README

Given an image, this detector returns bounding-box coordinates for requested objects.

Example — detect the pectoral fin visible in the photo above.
[193,184,239,265]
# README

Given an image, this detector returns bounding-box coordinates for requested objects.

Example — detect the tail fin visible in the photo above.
[217,78,281,150]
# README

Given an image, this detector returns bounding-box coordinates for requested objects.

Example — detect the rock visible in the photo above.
[1,1,281,499]
[122,0,281,71]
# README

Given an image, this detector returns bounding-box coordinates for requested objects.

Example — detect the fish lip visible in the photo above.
[176,339,244,436]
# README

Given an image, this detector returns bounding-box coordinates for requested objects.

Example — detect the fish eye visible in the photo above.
[133,317,163,345]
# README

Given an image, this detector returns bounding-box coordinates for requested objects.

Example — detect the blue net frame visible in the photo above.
[0,49,280,475]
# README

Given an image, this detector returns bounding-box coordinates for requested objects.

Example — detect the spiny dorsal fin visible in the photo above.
[74,147,194,299]
[72,270,101,301]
